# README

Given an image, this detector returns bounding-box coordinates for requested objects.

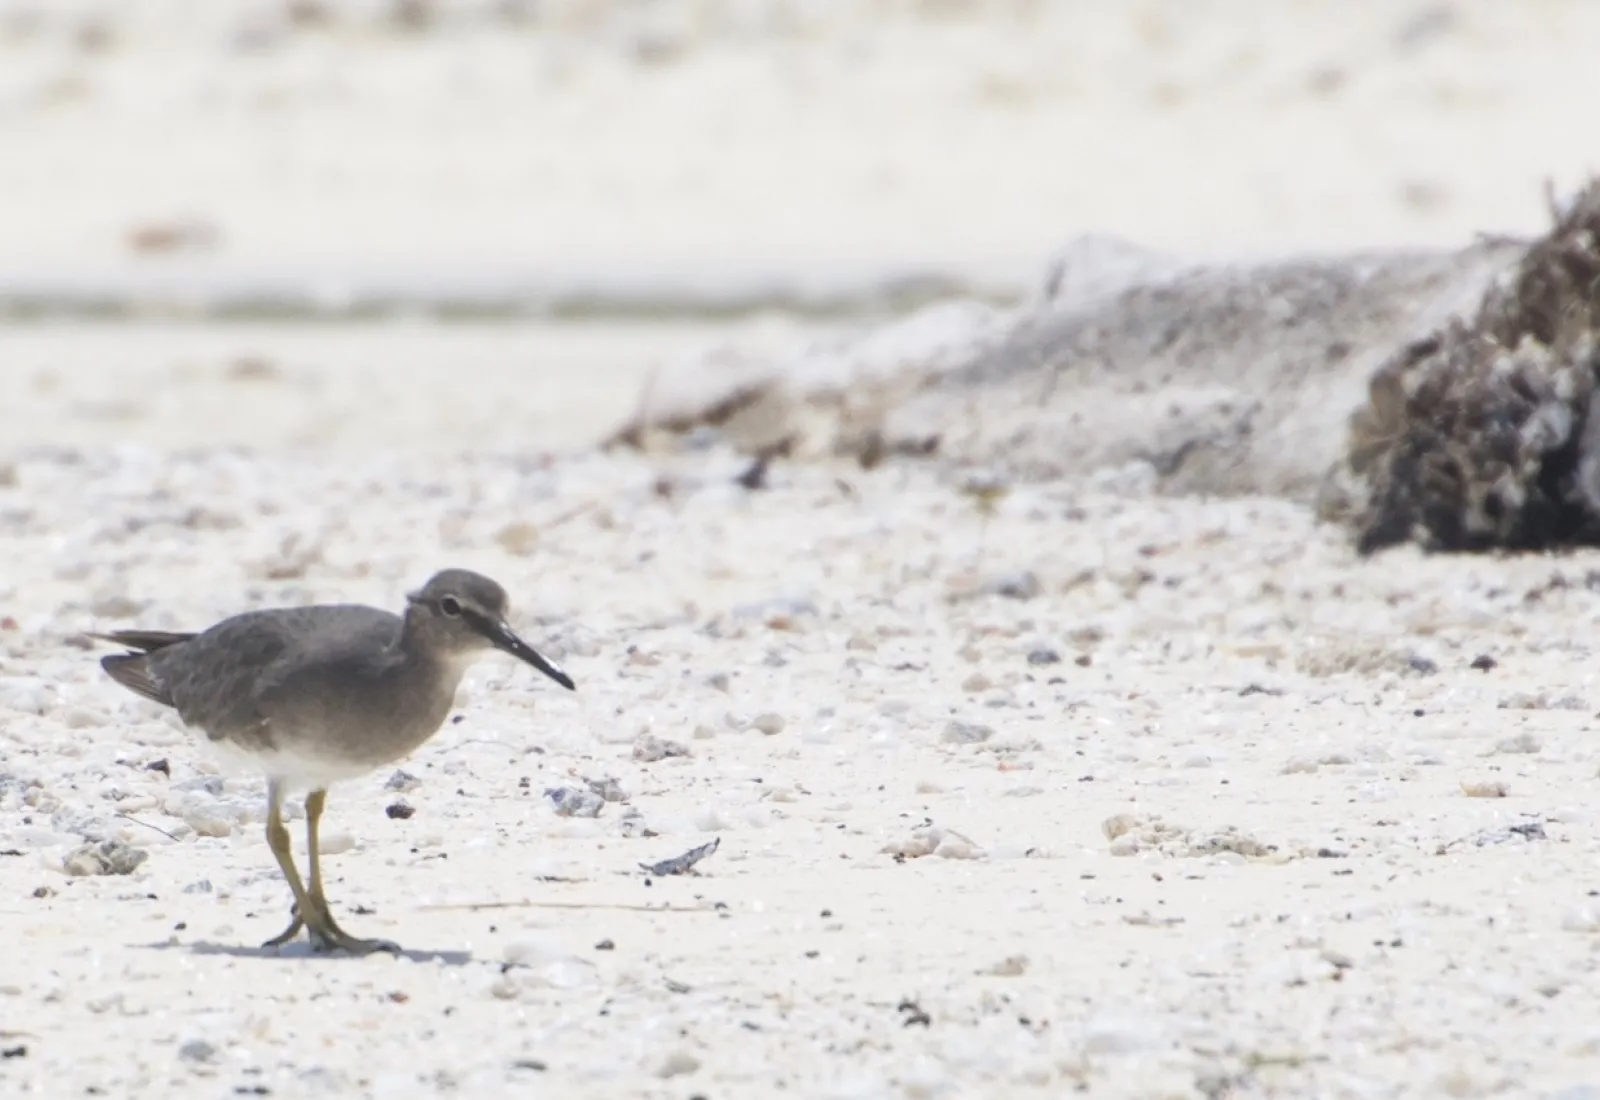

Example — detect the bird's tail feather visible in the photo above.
[88,630,196,653]
[99,653,175,707]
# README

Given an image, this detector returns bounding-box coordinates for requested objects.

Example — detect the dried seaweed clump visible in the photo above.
[1342,182,1600,553]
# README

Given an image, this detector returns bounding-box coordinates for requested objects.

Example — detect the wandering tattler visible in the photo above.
[93,568,575,955]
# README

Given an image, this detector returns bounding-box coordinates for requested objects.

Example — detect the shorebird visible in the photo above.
[94,568,576,955]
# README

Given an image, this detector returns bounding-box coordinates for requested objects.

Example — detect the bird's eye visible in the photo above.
[439,596,462,617]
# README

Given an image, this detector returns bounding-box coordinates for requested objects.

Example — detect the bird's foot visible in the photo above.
[262,902,398,956]
[261,906,305,949]
[306,918,400,956]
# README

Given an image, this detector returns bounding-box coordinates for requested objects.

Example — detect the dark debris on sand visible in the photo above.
[1334,179,1600,554]
[639,837,720,877]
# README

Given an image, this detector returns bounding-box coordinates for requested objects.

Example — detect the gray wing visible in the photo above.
[141,606,402,747]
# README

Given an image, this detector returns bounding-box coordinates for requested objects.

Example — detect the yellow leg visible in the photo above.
[260,784,397,955]
[261,780,310,948]
[305,787,328,903]
[301,787,398,955]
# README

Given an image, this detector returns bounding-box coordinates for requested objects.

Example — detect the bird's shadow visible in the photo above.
[138,939,473,966]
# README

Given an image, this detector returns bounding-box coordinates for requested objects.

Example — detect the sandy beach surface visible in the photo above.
[6,447,1600,1099]
[6,3,1600,1099]
[2,0,1600,309]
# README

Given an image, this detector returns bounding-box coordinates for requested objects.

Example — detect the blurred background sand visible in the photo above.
[2,0,1599,453]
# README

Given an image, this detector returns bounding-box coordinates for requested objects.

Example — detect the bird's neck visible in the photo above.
[389,636,474,738]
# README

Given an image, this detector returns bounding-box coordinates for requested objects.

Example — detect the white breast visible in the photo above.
[207,737,380,794]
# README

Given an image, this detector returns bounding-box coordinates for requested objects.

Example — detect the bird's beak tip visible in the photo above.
[485,618,575,692]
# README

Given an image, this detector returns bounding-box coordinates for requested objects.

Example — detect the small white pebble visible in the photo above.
[882,832,939,858]
[0,683,54,715]
[184,816,233,839]
[1102,813,1142,840]
[317,830,356,854]
[693,806,733,832]
[901,1061,950,1100]
[742,806,773,828]
[61,706,109,729]
[1564,906,1600,933]
[935,835,983,859]
[1081,1015,1165,1055]
[502,937,559,966]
